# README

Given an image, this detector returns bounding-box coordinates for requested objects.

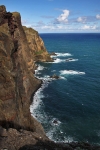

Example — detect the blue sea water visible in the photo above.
[30,33,100,144]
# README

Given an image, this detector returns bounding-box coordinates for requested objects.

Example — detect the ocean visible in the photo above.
[30,33,100,144]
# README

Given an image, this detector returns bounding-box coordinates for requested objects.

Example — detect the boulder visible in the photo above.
[50,74,60,79]
[50,52,57,56]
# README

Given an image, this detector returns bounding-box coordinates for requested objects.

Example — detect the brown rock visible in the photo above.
[0,4,47,142]
[0,5,6,12]
[23,26,53,62]
[0,126,8,137]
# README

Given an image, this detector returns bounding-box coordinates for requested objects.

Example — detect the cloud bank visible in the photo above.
[22,9,100,33]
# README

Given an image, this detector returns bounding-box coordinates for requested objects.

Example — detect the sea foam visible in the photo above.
[46,58,66,63]
[51,53,72,58]
[60,70,85,75]
[66,58,78,62]
[30,78,50,122]
[53,58,66,63]
[30,64,68,142]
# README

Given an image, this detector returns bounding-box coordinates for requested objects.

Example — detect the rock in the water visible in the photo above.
[50,52,57,56]
[52,119,58,125]
[66,58,73,61]
[50,74,60,79]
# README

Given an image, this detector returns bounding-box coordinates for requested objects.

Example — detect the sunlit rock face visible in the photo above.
[0,5,49,138]
[23,26,53,62]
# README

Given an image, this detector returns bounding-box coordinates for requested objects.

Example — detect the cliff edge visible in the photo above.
[23,26,53,62]
[0,5,51,148]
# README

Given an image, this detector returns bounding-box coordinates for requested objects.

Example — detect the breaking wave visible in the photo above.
[35,65,47,75]
[51,52,72,58]
[53,58,66,63]
[46,58,66,63]
[60,70,85,75]
[66,58,78,62]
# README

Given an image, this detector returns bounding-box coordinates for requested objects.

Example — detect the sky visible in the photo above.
[1,0,100,33]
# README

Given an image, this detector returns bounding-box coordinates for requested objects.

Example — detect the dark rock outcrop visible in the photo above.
[0,126,50,150]
[0,126,100,150]
[50,74,60,79]
[50,52,57,56]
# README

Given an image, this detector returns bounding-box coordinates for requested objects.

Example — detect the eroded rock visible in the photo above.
[0,5,47,140]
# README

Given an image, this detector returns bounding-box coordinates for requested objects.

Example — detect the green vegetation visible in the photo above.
[34,50,44,55]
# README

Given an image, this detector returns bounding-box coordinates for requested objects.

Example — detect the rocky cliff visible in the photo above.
[0,5,100,150]
[0,5,52,147]
[23,26,53,62]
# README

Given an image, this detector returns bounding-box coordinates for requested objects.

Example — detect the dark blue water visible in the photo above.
[30,33,100,144]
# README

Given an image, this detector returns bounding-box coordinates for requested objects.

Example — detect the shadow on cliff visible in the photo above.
[0,121,100,150]
[19,141,67,150]
[30,79,43,104]
[0,126,3,146]
[0,120,33,131]
[0,120,32,147]
[19,141,100,150]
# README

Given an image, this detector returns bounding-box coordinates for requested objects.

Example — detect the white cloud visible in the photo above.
[81,25,90,29]
[77,17,87,23]
[22,14,100,33]
[41,25,55,30]
[96,14,100,19]
[80,25,97,30]
[91,25,97,29]
[57,9,70,23]
[77,17,83,22]
[57,25,63,29]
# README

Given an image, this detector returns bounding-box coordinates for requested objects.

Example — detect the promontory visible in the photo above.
[0,5,100,150]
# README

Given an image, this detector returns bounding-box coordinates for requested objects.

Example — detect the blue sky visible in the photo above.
[1,0,100,33]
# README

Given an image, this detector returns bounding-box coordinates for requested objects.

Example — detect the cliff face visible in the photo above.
[0,5,50,137]
[23,26,53,62]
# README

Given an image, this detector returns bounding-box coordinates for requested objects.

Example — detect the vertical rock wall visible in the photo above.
[0,5,50,137]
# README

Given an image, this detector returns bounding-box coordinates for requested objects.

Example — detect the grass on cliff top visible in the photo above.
[23,26,38,34]
[12,12,20,17]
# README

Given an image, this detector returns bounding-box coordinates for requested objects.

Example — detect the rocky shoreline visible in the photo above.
[1,125,100,150]
[0,5,100,150]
